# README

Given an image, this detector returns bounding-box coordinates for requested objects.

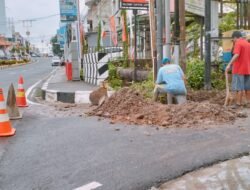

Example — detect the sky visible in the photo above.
[5,0,86,46]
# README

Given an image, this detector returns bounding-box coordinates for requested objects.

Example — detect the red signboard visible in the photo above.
[120,0,149,10]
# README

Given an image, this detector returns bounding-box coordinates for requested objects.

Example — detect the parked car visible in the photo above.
[31,53,41,57]
[0,56,10,60]
[48,53,54,57]
[51,56,61,66]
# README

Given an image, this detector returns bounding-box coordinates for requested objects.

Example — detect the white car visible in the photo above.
[51,56,61,66]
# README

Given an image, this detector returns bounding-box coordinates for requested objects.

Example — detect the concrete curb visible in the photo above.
[40,67,114,104]
[41,88,114,104]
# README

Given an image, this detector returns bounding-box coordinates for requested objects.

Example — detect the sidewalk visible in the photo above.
[41,67,97,103]
[156,155,250,190]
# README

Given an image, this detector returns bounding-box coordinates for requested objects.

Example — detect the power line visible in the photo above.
[0,14,59,26]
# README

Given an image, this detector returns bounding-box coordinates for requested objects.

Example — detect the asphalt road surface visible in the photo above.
[0,57,53,97]
[0,59,250,190]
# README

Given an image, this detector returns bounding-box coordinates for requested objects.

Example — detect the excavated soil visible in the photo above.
[89,88,247,128]
[187,90,226,105]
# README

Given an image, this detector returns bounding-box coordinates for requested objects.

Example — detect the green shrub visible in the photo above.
[16,60,24,64]
[186,58,205,90]
[131,72,154,99]
[0,60,17,65]
[186,58,225,90]
[80,69,84,81]
[108,62,122,90]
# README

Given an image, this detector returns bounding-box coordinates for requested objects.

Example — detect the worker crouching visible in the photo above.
[153,58,187,104]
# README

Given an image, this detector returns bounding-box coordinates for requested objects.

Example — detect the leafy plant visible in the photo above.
[80,68,84,81]
[219,12,236,33]
[50,35,63,57]
[186,58,205,89]
[108,62,122,90]
[131,72,154,99]
[186,58,225,90]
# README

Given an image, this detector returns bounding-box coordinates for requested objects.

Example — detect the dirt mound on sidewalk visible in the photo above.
[187,90,226,105]
[89,88,243,128]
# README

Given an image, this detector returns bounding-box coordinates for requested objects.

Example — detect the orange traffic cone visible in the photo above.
[0,88,16,137]
[16,76,28,107]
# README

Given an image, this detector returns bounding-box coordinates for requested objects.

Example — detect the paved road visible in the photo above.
[1,105,250,189]
[0,59,250,190]
[0,57,53,97]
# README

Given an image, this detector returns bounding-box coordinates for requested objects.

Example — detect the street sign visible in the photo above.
[185,0,205,17]
[59,0,78,22]
[120,0,149,10]
[57,25,67,48]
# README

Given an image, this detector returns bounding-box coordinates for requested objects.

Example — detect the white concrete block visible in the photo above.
[45,90,57,102]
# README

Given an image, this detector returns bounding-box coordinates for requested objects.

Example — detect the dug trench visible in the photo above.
[88,88,248,128]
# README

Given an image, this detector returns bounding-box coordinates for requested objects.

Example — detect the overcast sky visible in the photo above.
[5,0,86,45]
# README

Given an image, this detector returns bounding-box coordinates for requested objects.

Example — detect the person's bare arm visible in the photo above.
[226,54,239,72]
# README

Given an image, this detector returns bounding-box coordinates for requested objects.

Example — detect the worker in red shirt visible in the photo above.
[226,31,250,107]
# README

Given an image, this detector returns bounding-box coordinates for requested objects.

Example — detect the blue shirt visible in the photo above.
[156,64,187,95]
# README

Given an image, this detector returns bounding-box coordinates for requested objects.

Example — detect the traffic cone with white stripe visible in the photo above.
[0,88,16,137]
[16,76,28,107]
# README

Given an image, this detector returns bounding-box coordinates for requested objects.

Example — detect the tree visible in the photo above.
[50,35,63,57]
[219,12,236,33]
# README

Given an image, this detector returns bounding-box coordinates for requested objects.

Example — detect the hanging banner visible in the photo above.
[109,16,118,46]
[121,15,127,42]
[120,0,149,10]
[59,0,78,22]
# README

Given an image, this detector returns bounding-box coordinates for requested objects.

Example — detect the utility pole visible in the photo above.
[200,17,204,60]
[149,0,157,80]
[163,0,171,59]
[133,10,138,81]
[174,0,180,65]
[156,0,163,71]
[179,0,186,72]
[205,0,211,90]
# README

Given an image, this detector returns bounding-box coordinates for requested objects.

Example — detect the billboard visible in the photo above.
[57,25,67,49]
[120,0,149,10]
[59,0,78,22]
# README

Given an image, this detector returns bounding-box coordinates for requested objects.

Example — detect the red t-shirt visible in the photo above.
[233,38,250,75]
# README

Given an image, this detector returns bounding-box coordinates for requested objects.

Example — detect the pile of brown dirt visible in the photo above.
[187,90,226,105]
[89,88,245,128]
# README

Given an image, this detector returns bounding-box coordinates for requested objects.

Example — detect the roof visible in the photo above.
[0,37,11,47]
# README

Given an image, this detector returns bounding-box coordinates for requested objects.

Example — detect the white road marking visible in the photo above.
[26,79,43,106]
[73,182,103,190]
[26,69,57,105]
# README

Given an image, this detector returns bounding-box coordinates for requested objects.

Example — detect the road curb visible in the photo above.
[40,67,114,104]
[42,88,114,104]
[41,89,90,104]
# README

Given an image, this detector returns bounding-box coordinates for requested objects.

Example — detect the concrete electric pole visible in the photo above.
[149,0,157,80]
[179,0,186,72]
[156,0,163,71]
[174,0,180,65]
[163,0,171,60]
[205,0,211,89]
